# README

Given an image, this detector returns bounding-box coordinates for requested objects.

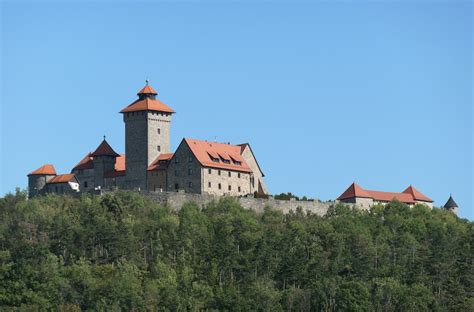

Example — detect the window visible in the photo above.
[238,173,241,178]
[234,161,242,166]
[228,171,231,177]
[208,168,212,174]
[218,183,222,190]
[188,182,193,188]
[188,168,193,175]
[157,128,161,134]
[218,170,221,176]
[238,186,241,192]
[188,156,193,163]
[211,157,219,163]
[84,181,88,188]
[208,182,212,188]
[157,145,161,152]
[175,183,179,190]
[175,170,178,177]
[174,157,179,164]
[228,185,232,191]
[222,159,230,164]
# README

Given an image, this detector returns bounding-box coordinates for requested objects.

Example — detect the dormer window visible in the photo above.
[222,159,230,164]
[233,161,242,166]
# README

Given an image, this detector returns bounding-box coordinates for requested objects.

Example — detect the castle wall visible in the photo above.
[139,191,333,216]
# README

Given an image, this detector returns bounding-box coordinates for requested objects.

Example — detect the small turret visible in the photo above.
[27,164,57,197]
[91,137,119,189]
[443,195,459,215]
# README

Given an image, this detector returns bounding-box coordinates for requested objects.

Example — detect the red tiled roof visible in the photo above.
[337,183,372,200]
[28,164,56,176]
[148,153,174,171]
[103,154,126,178]
[183,138,252,173]
[137,85,157,95]
[120,98,175,114]
[338,183,432,204]
[114,154,125,171]
[47,174,76,184]
[366,190,416,204]
[91,139,120,157]
[402,186,433,202]
[73,153,94,170]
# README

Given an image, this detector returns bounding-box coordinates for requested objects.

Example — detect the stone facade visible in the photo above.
[73,168,95,191]
[147,170,167,192]
[240,144,268,194]
[92,155,116,188]
[132,190,333,216]
[28,174,56,197]
[123,110,172,190]
[166,141,202,193]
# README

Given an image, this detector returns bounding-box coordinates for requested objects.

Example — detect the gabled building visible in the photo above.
[27,81,268,196]
[337,182,433,209]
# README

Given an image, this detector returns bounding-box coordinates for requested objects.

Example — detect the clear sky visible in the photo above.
[1,1,472,219]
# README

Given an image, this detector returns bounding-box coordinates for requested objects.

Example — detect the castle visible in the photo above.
[27,82,267,197]
[26,82,459,215]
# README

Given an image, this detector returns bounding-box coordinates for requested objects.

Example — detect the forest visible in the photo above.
[0,190,472,311]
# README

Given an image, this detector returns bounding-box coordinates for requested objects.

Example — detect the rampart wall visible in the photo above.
[131,191,335,216]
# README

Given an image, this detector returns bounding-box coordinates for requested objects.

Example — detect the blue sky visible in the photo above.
[1,1,472,219]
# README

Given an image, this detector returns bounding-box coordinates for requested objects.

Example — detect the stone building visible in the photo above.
[28,164,79,196]
[337,182,434,209]
[27,81,268,196]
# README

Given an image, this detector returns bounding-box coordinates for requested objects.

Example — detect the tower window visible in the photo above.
[175,183,179,190]
[218,183,222,190]
[188,168,193,175]
[208,182,211,188]
[84,181,88,188]
[157,145,161,152]
[238,186,241,192]
[175,170,178,177]
[228,185,232,191]
[157,128,161,134]
[188,156,193,163]
[188,182,193,188]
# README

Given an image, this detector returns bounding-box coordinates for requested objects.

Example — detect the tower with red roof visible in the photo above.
[120,81,175,190]
[27,164,57,196]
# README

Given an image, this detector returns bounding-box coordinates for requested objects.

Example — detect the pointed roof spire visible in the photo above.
[443,195,458,209]
[137,80,157,95]
[91,138,119,157]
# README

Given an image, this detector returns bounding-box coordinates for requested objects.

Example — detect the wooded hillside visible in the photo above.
[0,191,472,311]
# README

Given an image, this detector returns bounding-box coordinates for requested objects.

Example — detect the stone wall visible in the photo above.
[166,141,202,193]
[202,168,251,196]
[138,191,334,216]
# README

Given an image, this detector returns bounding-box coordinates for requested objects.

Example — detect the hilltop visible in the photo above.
[0,191,472,311]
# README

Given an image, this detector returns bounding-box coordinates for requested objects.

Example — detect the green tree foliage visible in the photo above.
[0,191,472,311]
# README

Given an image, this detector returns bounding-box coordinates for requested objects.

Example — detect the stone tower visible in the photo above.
[27,164,57,197]
[120,82,175,190]
[91,138,119,188]
[443,195,459,215]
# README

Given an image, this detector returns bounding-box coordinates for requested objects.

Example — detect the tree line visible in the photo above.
[0,190,472,311]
